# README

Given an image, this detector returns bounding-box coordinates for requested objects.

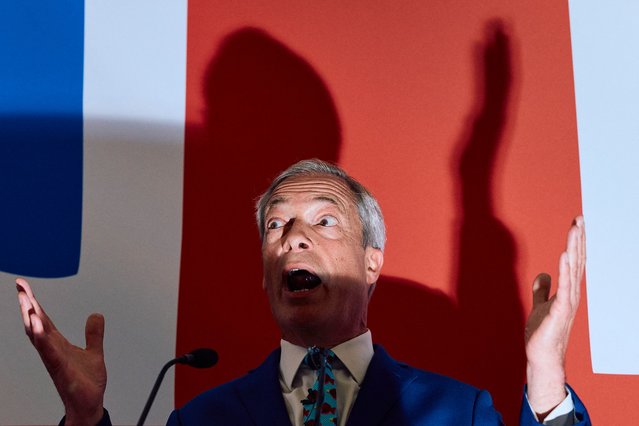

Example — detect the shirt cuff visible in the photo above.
[525,387,575,425]
[58,408,112,426]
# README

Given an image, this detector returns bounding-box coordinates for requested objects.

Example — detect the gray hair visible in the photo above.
[255,159,386,251]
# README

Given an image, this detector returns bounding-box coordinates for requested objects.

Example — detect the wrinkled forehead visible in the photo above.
[266,173,358,213]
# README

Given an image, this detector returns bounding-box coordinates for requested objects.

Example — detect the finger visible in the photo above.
[575,216,586,283]
[576,217,586,303]
[17,291,35,340]
[16,280,41,337]
[16,278,56,332]
[16,277,33,316]
[16,278,37,306]
[85,313,105,355]
[556,251,572,306]
[17,287,32,325]
[579,216,586,260]
[532,273,551,307]
[566,220,585,306]
[16,278,44,316]
[30,310,45,340]
[16,277,30,292]
[566,225,580,285]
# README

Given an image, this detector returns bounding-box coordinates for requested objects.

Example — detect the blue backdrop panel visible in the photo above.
[0,2,84,277]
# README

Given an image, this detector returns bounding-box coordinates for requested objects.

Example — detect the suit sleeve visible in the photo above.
[166,409,181,425]
[472,389,505,426]
[519,384,591,426]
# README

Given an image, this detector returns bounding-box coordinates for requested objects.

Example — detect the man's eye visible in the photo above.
[267,219,285,230]
[317,216,338,227]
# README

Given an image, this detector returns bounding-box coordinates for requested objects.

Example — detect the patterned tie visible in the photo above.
[300,347,338,426]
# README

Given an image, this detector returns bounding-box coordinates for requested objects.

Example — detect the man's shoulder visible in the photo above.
[167,380,250,426]
[371,344,482,399]
[347,345,502,425]
[401,362,482,395]
[167,349,284,425]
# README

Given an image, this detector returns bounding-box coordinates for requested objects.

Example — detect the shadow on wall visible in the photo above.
[175,27,342,405]
[177,21,524,424]
[370,20,524,424]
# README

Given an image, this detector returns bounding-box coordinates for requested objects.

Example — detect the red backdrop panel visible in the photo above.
[177,1,638,424]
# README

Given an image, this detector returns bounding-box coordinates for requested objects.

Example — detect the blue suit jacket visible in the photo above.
[166,345,590,425]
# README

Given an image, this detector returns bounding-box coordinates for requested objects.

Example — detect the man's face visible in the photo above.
[261,174,383,347]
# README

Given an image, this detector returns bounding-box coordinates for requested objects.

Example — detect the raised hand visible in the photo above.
[524,216,586,418]
[16,278,107,426]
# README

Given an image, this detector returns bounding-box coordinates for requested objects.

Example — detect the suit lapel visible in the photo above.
[232,345,418,426]
[235,349,293,426]
[346,345,418,425]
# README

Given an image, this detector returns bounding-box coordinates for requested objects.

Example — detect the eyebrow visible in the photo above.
[266,196,287,209]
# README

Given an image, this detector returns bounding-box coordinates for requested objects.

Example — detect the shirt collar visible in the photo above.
[279,330,374,390]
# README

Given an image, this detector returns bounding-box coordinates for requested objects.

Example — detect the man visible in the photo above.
[17,159,589,425]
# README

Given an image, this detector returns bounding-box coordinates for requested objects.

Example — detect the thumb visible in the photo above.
[532,273,551,308]
[85,313,105,355]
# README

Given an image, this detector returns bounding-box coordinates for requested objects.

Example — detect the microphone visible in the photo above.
[137,348,218,426]
[175,347,218,368]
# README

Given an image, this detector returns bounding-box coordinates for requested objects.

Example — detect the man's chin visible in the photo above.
[276,309,327,335]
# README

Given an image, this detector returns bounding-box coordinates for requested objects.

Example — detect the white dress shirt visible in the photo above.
[280,331,373,426]
[278,330,574,425]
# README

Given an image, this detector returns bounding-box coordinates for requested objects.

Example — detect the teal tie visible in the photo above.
[301,347,338,426]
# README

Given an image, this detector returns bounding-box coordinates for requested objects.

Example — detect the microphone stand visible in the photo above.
[137,348,217,426]
[137,357,178,426]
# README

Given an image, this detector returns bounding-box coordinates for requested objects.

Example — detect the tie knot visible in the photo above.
[303,347,336,370]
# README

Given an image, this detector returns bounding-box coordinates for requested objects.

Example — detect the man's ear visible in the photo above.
[365,247,384,285]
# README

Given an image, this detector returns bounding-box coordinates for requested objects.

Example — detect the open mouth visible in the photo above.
[286,269,322,292]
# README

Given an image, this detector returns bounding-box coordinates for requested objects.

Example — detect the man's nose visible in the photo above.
[283,220,313,252]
